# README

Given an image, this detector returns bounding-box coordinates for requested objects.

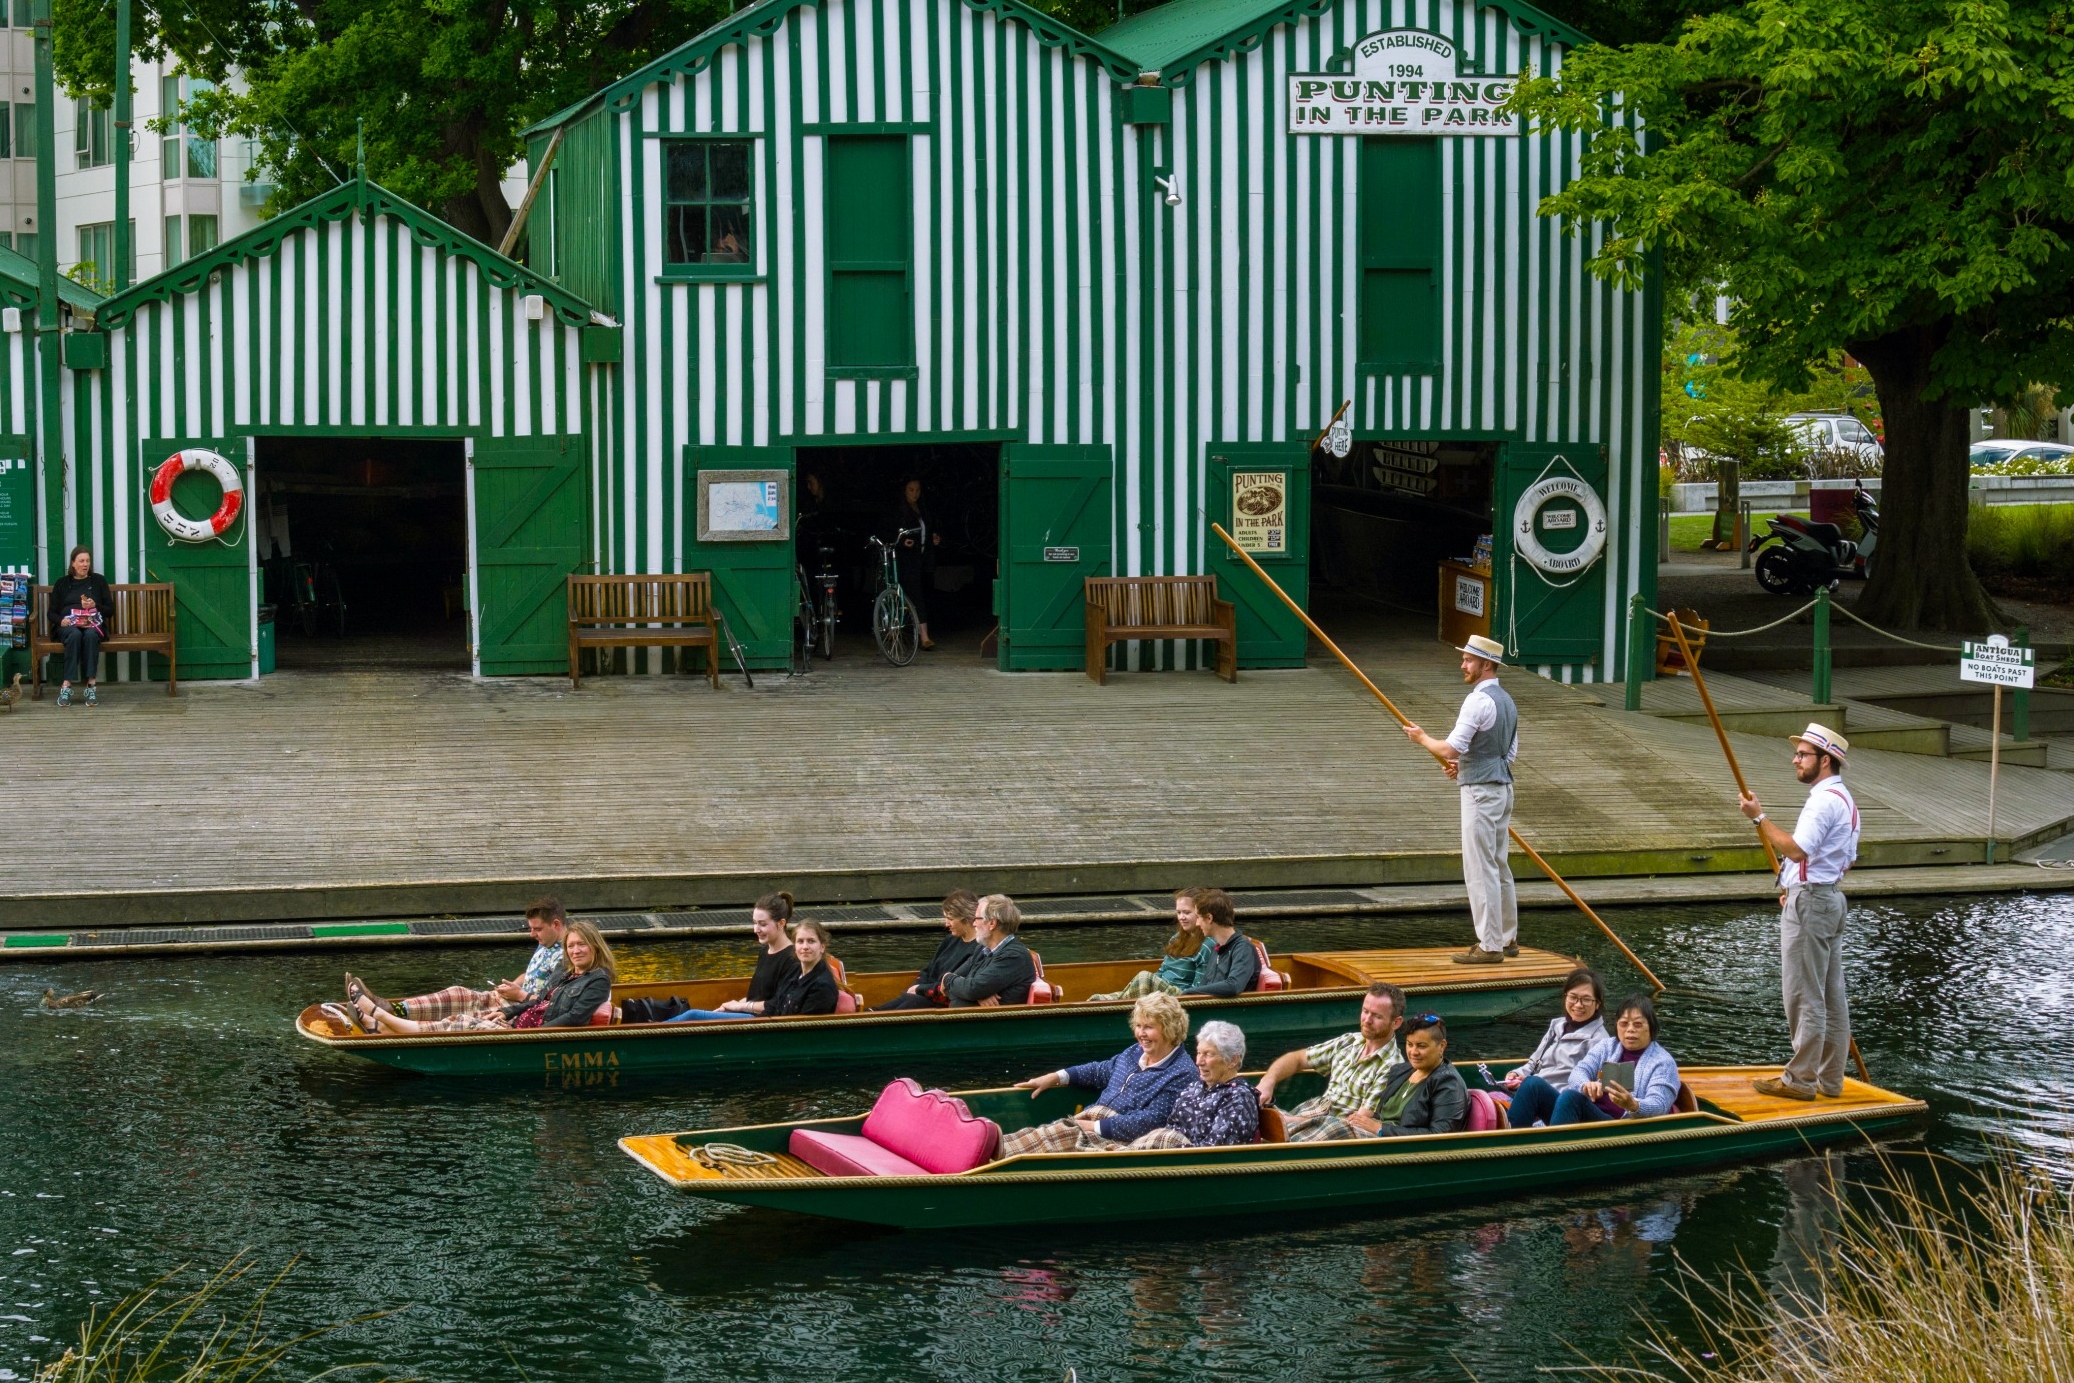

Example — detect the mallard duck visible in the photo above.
[41,988,101,1009]
[0,673,21,712]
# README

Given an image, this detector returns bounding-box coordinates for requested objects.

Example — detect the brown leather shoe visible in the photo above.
[1503,943,1520,958]
[1752,1075,1816,1102]
[1451,947,1505,965]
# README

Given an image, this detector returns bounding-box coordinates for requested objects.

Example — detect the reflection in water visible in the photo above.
[1769,1153,1844,1315]
[0,891,2066,1380]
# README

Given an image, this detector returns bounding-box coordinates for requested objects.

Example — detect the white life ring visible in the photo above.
[1512,472,1607,576]
[150,449,244,543]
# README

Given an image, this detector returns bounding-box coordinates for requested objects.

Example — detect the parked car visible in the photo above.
[1970,439,2074,472]
[1784,413,1884,469]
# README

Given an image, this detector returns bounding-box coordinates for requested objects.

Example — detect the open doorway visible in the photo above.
[254,437,470,670]
[793,442,999,651]
[1313,439,1499,638]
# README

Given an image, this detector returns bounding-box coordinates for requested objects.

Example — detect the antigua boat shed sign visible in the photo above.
[1288,30,1518,135]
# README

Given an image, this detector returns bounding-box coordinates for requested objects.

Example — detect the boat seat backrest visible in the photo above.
[1026,949,1063,1004]
[1674,1081,1698,1115]
[590,1002,615,1027]
[1464,1087,1503,1132]
[858,1078,1002,1173]
[1257,1106,1287,1144]
[1249,938,1289,992]
[828,956,861,1014]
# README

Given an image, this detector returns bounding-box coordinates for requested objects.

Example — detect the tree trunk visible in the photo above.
[436,120,513,248]
[1848,323,1999,632]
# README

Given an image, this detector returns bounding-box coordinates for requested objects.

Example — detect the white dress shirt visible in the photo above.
[1444,678,1519,763]
[1781,777,1860,886]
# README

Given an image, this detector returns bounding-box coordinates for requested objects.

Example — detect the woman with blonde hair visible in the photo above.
[345,920,615,1033]
[1087,887,1208,1003]
[999,991,1196,1155]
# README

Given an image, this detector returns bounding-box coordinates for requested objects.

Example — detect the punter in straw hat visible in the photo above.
[1402,633,1519,964]
[1739,723,1861,1101]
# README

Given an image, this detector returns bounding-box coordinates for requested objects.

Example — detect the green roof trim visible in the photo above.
[95,176,602,330]
[520,0,1143,139]
[1100,0,1590,81]
[0,244,106,313]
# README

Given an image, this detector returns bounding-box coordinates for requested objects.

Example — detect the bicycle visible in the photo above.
[867,526,922,666]
[791,542,840,674]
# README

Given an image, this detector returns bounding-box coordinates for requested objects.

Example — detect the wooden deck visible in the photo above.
[4,621,2069,927]
[1683,1067,1929,1122]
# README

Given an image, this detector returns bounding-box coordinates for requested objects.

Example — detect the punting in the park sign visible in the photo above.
[1288,30,1518,135]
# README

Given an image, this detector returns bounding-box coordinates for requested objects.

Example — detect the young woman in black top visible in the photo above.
[761,919,842,1017]
[345,921,617,1033]
[657,892,799,1023]
[48,546,115,707]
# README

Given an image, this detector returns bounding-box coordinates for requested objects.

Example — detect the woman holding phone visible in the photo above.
[1499,967,1610,1127]
[48,546,114,707]
[1549,994,1682,1125]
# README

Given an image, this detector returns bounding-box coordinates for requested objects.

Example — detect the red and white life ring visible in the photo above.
[150,449,243,543]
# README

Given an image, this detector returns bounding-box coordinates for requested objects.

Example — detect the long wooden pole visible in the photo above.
[1666,615,1870,1083]
[1208,523,1665,993]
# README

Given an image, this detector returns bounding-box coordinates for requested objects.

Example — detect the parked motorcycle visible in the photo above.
[1752,486,1879,596]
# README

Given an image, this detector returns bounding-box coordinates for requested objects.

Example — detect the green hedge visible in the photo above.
[1968,504,2074,584]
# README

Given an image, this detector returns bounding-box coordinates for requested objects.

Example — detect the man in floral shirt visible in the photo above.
[347,898,570,1023]
[1255,982,1407,1142]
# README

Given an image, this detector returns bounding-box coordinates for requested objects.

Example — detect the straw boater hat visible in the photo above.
[1791,723,1849,763]
[1456,634,1506,665]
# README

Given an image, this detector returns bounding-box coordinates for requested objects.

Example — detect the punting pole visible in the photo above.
[1208,522,1666,994]
[1665,615,1871,1082]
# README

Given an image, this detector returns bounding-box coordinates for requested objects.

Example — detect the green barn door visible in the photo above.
[1497,444,1609,668]
[999,444,1111,670]
[685,445,794,669]
[471,434,589,676]
[1206,445,1311,667]
[143,437,252,681]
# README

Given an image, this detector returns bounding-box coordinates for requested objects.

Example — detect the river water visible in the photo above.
[2,889,2071,1382]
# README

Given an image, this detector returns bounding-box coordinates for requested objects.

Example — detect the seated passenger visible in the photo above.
[1127,1019,1260,1149]
[346,896,567,1023]
[1182,889,1259,998]
[940,895,1035,1008]
[669,919,842,1021]
[1357,1012,1469,1138]
[1000,993,1196,1155]
[1254,982,1405,1142]
[346,921,614,1033]
[874,889,982,1010]
[1086,887,1206,1002]
[1549,994,1681,1125]
[1499,967,1612,1127]
[629,893,795,1023]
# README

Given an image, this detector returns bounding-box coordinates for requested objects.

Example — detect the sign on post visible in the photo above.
[1960,636,2035,689]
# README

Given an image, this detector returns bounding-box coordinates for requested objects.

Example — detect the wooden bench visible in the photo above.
[567,573,719,689]
[1084,575,1237,685]
[30,584,178,698]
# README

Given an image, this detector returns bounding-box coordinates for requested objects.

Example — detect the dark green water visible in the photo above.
[3,889,2071,1382]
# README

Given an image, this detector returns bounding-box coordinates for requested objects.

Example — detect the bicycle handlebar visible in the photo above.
[868,525,926,550]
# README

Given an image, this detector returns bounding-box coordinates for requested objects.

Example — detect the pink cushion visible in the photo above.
[589,1002,615,1027]
[789,1129,929,1177]
[858,1077,1001,1174]
[1465,1087,1500,1133]
[835,990,858,1014]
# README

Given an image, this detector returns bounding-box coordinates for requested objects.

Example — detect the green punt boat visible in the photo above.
[620,1064,1929,1228]
[295,947,1574,1083]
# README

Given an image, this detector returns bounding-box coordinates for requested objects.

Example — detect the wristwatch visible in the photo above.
[1752,813,1766,823]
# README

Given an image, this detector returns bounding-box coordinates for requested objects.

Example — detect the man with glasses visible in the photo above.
[1253,982,1406,1141]
[1402,633,1519,964]
[1738,723,1861,1101]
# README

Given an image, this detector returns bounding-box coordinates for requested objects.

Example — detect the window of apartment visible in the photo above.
[164,214,217,266]
[662,140,752,269]
[0,104,10,159]
[75,98,113,170]
[12,102,34,160]
[75,222,135,290]
[160,73,216,180]
[824,136,912,371]
[7,0,26,25]
[163,215,180,265]
[13,232,34,260]
[1357,137,1441,374]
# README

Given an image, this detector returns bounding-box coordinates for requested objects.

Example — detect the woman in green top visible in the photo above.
[1086,887,1207,1002]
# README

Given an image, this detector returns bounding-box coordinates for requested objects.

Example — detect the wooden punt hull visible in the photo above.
[293,947,1573,1082]
[620,1066,1930,1227]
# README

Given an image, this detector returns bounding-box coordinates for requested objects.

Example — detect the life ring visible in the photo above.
[150,449,243,543]
[1512,471,1607,576]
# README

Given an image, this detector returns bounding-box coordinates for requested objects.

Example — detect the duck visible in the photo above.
[41,988,101,1010]
[0,673,21,712]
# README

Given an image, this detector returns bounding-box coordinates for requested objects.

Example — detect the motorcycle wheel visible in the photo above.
[1754,547,1800,596]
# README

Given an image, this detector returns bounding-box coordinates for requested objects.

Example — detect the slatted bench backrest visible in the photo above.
[32,583,176,639]
[1085,575,1220,630]
[569,574,712,626]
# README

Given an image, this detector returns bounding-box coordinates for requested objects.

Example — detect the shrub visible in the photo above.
[1966,504,2074,586]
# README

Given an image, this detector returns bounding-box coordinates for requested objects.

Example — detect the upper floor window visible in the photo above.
[663,140,752,268]
[75,98,115,170]
[160,73,216,180]
[1357,137,1441,375]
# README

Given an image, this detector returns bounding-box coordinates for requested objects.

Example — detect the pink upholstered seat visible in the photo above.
[789,1078,1002,1177]
[590,1002,615,1027]
[1026,950,1062,1004]
[1464,1087,1504,1132]
[1249,939,1290,991]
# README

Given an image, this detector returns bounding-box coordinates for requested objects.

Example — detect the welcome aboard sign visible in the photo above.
[1288,30,1518,134]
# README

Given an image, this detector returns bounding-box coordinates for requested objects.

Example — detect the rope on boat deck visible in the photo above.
[692,1143,779,1173]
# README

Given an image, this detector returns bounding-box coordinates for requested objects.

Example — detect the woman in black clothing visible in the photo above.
[888,477,942,650]
[653,892,799,1022]
[760,918,842,1017]
[346,921,617,1033]
[48,546,114,707]
[1358,1012,1470,1138]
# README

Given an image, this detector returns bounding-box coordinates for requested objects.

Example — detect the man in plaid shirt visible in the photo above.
[1254,982,1407,1142]
[347,898,569,1022]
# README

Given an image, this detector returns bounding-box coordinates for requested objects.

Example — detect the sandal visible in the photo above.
[347,995,383,1035]
[345,973,395,1016]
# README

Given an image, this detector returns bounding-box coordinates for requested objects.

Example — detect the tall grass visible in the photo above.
[34,1257,394,1383]
[1570,1150,2074,1382]
[1968,504,2074,586]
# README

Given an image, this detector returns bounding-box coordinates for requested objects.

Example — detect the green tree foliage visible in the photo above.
[1514,0,2074,629]
[54,0,733,245]
[1664,320,1880,478]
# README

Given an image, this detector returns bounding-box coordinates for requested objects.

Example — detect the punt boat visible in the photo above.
[619,1063,1929,1227]
[294,947,1577,1081]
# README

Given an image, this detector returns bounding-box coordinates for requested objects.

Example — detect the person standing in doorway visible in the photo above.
[1739,724,1860,1101]
[888,477,942,650]
[49,546,114,708]
[1401,633,1519,964]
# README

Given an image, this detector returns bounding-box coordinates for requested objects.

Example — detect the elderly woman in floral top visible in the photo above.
[1130,1021,1260,1149]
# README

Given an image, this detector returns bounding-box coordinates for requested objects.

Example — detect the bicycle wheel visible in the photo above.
[873,586,918,666]
[817,584,838,659]
[792,571,815,675]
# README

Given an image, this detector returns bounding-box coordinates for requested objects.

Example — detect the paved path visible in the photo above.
[5,618,2070,927]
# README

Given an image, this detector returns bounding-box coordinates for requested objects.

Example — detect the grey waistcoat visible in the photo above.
[1457,679,1517,786]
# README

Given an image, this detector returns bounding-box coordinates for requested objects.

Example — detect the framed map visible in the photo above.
[696,469,790,543]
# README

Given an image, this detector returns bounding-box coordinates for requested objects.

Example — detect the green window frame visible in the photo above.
[825,135,913,376]
[159,74,216,181]
[662,138,754,277]
[1357,137,1441,375]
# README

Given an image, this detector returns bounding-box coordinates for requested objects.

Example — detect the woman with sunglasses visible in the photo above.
[1345,1012,1469,1138]
[1499,967,1611,1127]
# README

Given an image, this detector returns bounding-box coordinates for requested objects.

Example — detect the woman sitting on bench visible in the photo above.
[668,919,841,1022]
[343,921,615,1033]
[49,546,113,708]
